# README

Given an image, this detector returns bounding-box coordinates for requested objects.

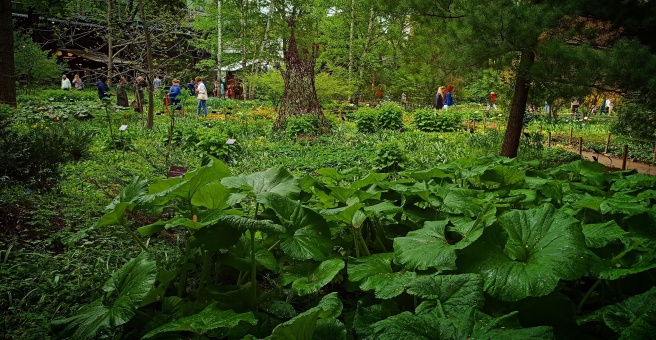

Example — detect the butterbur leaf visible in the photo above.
[472,311,553,339]
[313,319,347,340]
[222,166,300,199]
[578,287,656,338]
[105,176,149,210]
[405,274,484,317]
[353,301,400,338]
[458,204,588,301]
[191,182,231,209]
[582,221,627,248]
[371,309,473,340]
[141,303,257,338]
[266,293,342,339]
[348,253,416,299]
[291,258,345,296]
[218,215,285,234]
[481,165,526,188]
[394,220,457,271]
[52,252,157,338]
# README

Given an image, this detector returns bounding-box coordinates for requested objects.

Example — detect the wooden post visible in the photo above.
[622,144,628,170]
[548,132,551,147]
[579,137,583,156]
[653,143,656,162]
[569,126,573,144]
[473,121,476,132]
[467,116,471,131]
[497,123,500,132]
[539,124,543,135]
[605,133,611,153]
[483,116,486,134]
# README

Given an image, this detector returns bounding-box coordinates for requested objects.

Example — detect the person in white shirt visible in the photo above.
[195,76,208,117]
[61,75,72,90]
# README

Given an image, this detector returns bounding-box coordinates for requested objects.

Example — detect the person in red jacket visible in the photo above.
[487,91,497,111]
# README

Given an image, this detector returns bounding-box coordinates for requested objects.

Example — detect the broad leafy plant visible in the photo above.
[57,156,656,338]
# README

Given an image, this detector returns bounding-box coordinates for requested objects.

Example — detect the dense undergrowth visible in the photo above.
[1,89,654,339]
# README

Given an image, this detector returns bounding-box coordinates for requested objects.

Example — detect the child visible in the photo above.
[61,75,72,90]
[168,79,182,107]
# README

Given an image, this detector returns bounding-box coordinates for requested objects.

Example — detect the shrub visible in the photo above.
[196,128,231,160]
[353,107,378,133]
[0,105,94,187]
[435,111,463,132]
[611,103,656,140]
[412,108,440,132]
[374,141,407,173]
[286,115,319,139]
[377,102,403,131]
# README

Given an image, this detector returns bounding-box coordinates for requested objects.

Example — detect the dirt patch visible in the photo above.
[564,146,656,175]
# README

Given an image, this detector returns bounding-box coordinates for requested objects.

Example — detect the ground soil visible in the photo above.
[565,146,656,175]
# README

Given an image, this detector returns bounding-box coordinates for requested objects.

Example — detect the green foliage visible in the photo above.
[14,32,64,85]
[195,128,231,160]
[376,103,404,131]
[435,111,464,132]
[353,107,378,133]
[611,102,656,140]
[374,141,407,173]
[412,107,439,132]
[286,115,319,138]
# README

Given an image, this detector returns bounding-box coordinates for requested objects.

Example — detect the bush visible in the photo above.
[435,111,463,132]
[611,103,656,140]
[286,115,319,138]
[0,109,92,187]
[374,141,407,173]
[196,128,231,160]
[412,108,440,132]
[376,102,403,131]
[354,107,378,133]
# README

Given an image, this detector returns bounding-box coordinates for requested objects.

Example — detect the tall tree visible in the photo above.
[0,0,17,107]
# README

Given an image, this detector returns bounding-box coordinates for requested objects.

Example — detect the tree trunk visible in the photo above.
[107,0,114,85]
[138,0,155,129]
[275,26,329,134]
[0,0,16,107]
[240,0,248,99]
[501,49,535,158]
[348,0,355,78]
[216,0,222,82]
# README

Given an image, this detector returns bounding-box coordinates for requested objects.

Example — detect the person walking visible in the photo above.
[61,74,72,90]
[433,86,445,111]
[96,76,110,100]
[487,91,497,111]
[72,74,84,90]
[195,76,208,117]
[134,76,146,113]
[116,77,129,107]
[153,75,162,90]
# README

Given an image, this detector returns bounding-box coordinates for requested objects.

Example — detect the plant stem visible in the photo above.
[267,239,281,252]
[251,203,260,312]
[577,279,601,314]
[358,230,371,256]
[178,239,191,297]
[122,224,148,252]
[350,227,360,258]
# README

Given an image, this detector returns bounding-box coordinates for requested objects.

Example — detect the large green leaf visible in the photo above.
[217,215,286,234]
[458,204,588,301]
[258,193,333,260]
[105,176,149,211]
[578,287,656,339]
[52,252,157,338]
[291,258,345,296]
[394,220,457,271]
[222,166,300,199]
[481,165,526,188]
[448,206,497,250]
[582,221,627,248]
[266,293,342,339]
[348,253,416,299]
[191,182,232,209]
[405,274,484,317]
[353,301,400,339]
[146,158,231,203]
[141,303,257,338]
[370,309,472,340]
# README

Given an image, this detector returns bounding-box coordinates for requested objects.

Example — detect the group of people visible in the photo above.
[61,74,84,91]
[88,74,243,118]
[433,84,456,111]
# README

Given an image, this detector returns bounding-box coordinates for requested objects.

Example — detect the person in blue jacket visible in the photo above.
[96,75,110,100]
[168,79,182,108]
